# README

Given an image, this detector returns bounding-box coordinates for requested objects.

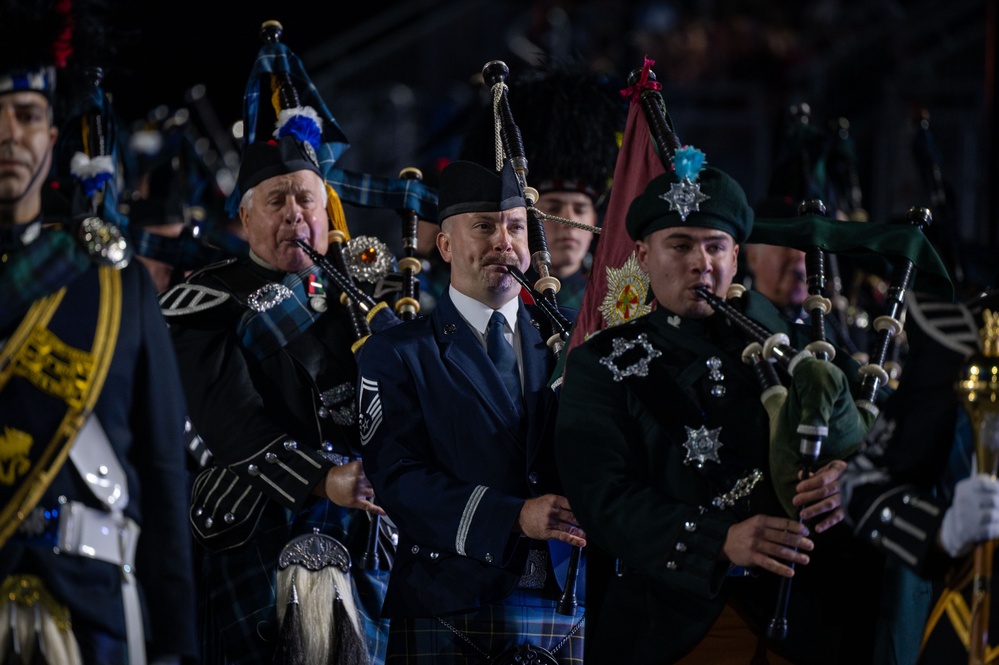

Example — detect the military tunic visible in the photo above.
[557,295,884,664]
[160,256,390,665]
[1,223,197,662]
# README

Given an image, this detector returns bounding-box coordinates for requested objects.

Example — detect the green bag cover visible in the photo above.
[769,355,875,516]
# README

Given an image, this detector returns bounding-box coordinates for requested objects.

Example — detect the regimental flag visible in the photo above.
[566,59,667,357]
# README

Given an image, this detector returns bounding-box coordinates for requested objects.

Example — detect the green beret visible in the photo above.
[625,166,754,243]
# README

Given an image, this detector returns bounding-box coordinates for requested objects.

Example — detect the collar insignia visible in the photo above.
[599,333,662,382]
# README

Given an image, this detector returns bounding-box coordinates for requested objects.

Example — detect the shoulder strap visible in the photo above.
[0,267,122,548]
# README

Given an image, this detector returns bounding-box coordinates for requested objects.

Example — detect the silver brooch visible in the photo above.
[247,283,293,312]
[79,216,130,269]
[277,528,351,573]
[682,425,724,468]
[344,235,394,284]
[599,333,662,382]
[660,178,710,222]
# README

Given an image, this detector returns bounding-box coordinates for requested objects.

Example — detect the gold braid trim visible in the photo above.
[0,267,122,549]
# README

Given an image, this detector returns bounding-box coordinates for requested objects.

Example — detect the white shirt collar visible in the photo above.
[448,284,520,337]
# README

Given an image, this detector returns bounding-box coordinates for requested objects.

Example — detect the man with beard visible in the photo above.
[357,159,586,664]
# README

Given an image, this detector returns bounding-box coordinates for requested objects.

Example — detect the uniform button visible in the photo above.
[675,542,687,553]
[318,407,329,418]
[869,529,880,543]
[98,465,109,476]
[684,521,697,532]
[224,512,236,524]
[528,472,539,485]
[204,517,213,529]
[193,507,204,517]
[58,495,68,505]
[902,493,914,505]
[247,464,260,476]
[880,507,894,523]
[485,553,493,563]
[430,552,440,560]
[411,545,420,554]
[666,560,678,571]
[265,453,278,463]
[284,440,298,451]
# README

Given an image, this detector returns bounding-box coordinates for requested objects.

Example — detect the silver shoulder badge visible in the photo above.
[160,283,231,317]
[78,216,131,269]
[599,332,662,382]
[247,282,293,312]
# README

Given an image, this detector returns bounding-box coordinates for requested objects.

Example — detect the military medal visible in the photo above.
[308,276,327,312]
[682,425,724,468]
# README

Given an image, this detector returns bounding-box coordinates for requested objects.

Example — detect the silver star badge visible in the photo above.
[599,333,662,382]
[682,425,724,468]
[660,177,710,221]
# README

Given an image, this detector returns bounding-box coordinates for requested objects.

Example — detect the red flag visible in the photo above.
[567,66,668,357]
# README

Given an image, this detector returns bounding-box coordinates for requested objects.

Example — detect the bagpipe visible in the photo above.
[479,59,581,616]
[628,60,952,640]
[245,20,444,664]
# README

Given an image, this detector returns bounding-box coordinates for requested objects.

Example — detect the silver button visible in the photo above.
[675,542,687,553]
[284,440,298,451]
[193,507,204,517]
[411,545,420,554]
[528,472,539,485]
[902,493,913,505]
[869,529,880,542]
[485,553,493,563]
[318,407,329,418]
[265,452,278,463]
[247,464,260,476]
[666,560,678,571]
[880,507,894,523]
[430,552,440,560]
[58,495,68,505]
[204,517,213,529]
[98,465,109,476]
[323,441,335,453]
[684,521,697,532]
[224,512,235,524]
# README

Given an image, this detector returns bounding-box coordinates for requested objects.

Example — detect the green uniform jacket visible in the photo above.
[556,295,884,664]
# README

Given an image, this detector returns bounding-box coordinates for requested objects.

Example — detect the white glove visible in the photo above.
[939,474,999,558]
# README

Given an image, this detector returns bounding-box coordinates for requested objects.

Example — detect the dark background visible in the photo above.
[49,0,999,291]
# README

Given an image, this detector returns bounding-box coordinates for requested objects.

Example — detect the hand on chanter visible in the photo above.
[721,514,813,578]
[516,494,587,548]
[318,461,387,515]
[794,459,847,532]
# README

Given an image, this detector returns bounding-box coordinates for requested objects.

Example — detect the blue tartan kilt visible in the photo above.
[386,589,584,665]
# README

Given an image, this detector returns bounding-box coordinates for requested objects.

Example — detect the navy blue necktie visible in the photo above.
[487,311,522,409]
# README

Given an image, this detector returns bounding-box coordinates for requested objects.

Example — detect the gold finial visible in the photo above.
[982,309,999,357]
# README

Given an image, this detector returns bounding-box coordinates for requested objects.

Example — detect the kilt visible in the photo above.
[386,589,584,665]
